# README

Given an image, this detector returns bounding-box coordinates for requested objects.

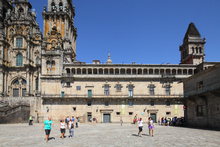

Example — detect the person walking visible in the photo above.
[75,117,79,128]
[137,118,143,137]
[148,117,154,137]
[43,117,53,142]
[29,115,33,125]
[120,117,123,126]
[60,120,66,139]
[68,119,74,138]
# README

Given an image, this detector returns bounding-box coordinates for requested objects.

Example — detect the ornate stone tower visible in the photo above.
[180,23,206,65]
[0,0,42,96]
[42,0,77,75]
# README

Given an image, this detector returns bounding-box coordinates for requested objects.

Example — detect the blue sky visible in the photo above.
[30,0,220,64]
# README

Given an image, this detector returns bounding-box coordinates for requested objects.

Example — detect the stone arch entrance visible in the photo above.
[10,77,27,97]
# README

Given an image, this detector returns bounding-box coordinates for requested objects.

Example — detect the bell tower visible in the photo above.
[180,23,206,65]
[42,0,77,75]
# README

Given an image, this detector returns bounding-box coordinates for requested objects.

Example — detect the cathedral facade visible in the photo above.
[0,0,217,123]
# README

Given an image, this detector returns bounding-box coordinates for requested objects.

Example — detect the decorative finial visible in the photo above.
[106,52,112,64]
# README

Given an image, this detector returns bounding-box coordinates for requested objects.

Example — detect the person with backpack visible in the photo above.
[68,119,74,138]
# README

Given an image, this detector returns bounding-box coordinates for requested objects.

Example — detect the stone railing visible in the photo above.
[42,94,184,99]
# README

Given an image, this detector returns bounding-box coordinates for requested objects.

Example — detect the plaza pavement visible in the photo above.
[0,123,220,147]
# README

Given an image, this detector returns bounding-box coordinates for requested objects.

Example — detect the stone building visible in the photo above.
[184,64,220,129]
[0,0,218,123]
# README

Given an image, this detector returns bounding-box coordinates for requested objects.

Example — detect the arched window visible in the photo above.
[18,7,24,13]
[16,53,23,66]
[59,2,63,11]
[51,2,56,11]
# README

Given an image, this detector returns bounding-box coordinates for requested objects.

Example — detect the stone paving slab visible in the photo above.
[0,123,220,147]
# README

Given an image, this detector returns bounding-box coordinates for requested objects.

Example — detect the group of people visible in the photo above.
[158,117,185,126]
[137,117,154,137]
[43,116,79,142]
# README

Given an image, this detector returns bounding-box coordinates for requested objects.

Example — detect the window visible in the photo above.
[16,53,23,66]
[13,88,19,97]
[166,101,171,106]
[166,112,171,115]
[66,82,71,87]
[88,90,92,98]
[150,101,154,106]
[61,91,65,97]
[148,84,155,96]
[104,101,109,106]
[116,112,120,115]
[59,2,63,11]
[103,84,110,96]
[16,37,23,48]
[22,88,26,97]
[51,2,56,11]
[164,83,171,96]
[127,84,134,97]
[35,78,39,91]
[196,105,205,116]
[115,84,122,92]
[128,100,133,106]
[73,107,76,111]
[87,101,92,106]
[76,86,81,91]
[129,112,133,115]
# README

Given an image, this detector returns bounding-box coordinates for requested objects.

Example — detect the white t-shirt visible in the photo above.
[69,121,74,129]
[60,122,66,129]
[149,120,153,126]
[138,120,143,127]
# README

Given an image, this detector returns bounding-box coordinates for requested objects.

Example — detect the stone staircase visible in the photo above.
[0,100,30,123]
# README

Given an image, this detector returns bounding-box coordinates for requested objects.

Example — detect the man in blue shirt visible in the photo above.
[43,117,53,142]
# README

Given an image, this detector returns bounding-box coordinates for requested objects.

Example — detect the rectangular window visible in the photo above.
[88,90,92,98]
[165,87,171,96]
[148,84,155,96]
[128,90,133,97]
[128,100,133,106]
[104,84,110,96]
[104,89,110,96]
[66,82,71,87]
[22,88,26,97]
[149,88,155,95]
[87,101,92,106]
[150,101,154,106]
[76,86,81,91]
[13,88,19,97]
[128,85,134,97]
[129,112,133,115]
[116,112,120,115]
[104,101,109,106]
[16,37,23,48]
[166,112,171,115]
[61,91,65,97]
[115,84,122,92]
[166,101,171,106]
